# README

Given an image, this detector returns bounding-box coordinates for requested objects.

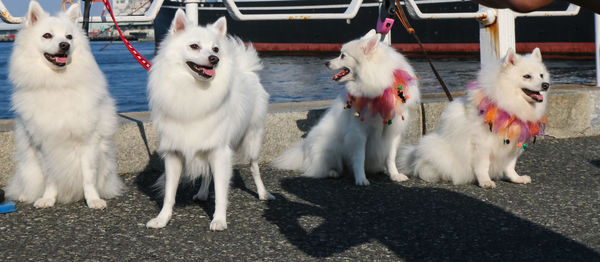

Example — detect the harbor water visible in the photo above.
[0,41,596,119]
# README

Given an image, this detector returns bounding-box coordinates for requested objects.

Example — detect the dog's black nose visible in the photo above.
[59,42,70,51]
[325,61,330,67]
[541,82,550,91]
[208,55,219,65]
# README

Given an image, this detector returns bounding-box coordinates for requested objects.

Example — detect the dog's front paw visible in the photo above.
[86,198,107,209]
[355,177,371,186]
[18,195,27,202]
[33,197,55,208]
[210,219,227,231]
[146,217,169,229]
[390,173,409,182]
[478,180,497,189]
[511,175,532,184]
[259,192,275,201]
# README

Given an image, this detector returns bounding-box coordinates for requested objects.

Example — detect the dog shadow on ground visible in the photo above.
[589,160,600,177]
[263,175,600,260]
[134,152,256,216]
[296,109,325,138]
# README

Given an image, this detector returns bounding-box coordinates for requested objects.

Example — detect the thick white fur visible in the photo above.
[273,30,421,186]
[401,48,549,188]
[146,10,273,231]
[4,1,124,208]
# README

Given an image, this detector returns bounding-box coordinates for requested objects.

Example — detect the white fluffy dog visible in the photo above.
[146,10,273,231]
[5,1,123,208]
[402,48,549,188]
[273,30,421,186]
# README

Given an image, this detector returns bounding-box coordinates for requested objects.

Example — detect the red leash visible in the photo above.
[100,0,152,70]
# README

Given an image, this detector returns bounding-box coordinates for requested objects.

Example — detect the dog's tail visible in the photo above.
[230,37,263,73]
[272,142,305,171]
[398,144,418,176]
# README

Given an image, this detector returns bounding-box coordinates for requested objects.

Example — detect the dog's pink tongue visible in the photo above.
[203,68,215,77]
[55,56,67,64]
[531,93,543,101]
[332,70,345,80]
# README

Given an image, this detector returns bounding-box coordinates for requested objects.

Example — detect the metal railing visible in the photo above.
[403,0,583,70]
[0,0,164,24]
[404,0,496,25]
[221,0,364,21]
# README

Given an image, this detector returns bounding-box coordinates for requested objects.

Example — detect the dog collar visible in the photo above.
[344,69,413,124]
[468,82,547,149]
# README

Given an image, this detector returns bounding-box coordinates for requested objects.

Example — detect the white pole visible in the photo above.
[479,6,515,66]
[595,14,600,86]
[185,0,200,26]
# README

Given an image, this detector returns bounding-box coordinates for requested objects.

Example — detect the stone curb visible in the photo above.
[0,85,598,186]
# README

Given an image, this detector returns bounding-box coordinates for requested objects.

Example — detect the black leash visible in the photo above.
[392,0,454,101]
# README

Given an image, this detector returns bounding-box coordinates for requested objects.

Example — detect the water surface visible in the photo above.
[0,41,595,119]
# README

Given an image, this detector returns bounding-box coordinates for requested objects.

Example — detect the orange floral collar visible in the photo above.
[345,69,414,124]
[468,82,547,149]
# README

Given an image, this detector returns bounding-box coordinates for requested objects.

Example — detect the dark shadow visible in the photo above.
[134,154,256,214]
[118,114,152,158]
[134,152,207,207]
[588,160,600,177]
[264,177,600,261]
[590,159,600,168]
[231,169,259,199]
[296,109,326,138]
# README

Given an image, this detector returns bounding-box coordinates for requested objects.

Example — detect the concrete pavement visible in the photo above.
[1,135,600,261]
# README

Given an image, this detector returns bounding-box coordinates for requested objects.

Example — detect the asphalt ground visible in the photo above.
[1,136,600,261]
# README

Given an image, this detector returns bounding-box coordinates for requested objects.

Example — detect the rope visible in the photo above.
[393,0,453,101]
[100,0,152,70]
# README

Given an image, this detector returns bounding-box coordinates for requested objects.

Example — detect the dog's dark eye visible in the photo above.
[523,74,532,79]
[540,74,544,78]
[189,44,200,50]
[340,53,345,59]
[42,33,52,39]
[66,34,73,40]
[212,46,219,53]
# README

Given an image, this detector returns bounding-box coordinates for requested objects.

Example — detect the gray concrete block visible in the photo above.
[1,85,599,186]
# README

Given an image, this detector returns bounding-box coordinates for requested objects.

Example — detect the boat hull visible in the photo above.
[154,1,595,57]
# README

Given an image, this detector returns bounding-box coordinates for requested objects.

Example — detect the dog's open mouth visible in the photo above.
[44,52,67,67]
[186,61,215,78]
[522,88,543,103]
[332,67,350,81]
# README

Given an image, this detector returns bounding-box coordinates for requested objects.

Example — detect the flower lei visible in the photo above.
[467,82,547,149]
[344,69,413,125]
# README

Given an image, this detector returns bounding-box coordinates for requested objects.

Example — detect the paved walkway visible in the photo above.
[1,136,600,261]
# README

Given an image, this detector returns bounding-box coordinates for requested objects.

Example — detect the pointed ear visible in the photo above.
[170,9,189,34]
[64,3,80,24]
[362,33,380,55]
[362,29,377,39]
[25,1,48,27]
[531,47,542,62]
[502,48,519,67]
[212,17,227,38]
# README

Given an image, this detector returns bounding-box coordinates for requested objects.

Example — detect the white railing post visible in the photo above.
[185,0,201,25]
[479,6,515,66]
[596,14,600,86]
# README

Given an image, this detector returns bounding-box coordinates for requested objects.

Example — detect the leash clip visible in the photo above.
[376,0,396,35]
